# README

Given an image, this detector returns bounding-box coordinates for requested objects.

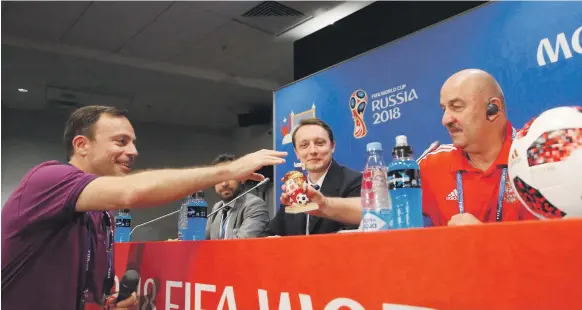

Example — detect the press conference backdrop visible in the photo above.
[273,1,582,208]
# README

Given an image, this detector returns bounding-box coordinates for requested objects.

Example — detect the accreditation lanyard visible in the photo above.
[456,128,516,222]
[456,168,507,222]
[81,211,114,308]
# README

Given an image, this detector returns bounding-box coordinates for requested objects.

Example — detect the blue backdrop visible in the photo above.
[273,2,582,208]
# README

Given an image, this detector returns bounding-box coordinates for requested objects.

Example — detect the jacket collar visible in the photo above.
[318,159,342,197]
[450,122,514,175]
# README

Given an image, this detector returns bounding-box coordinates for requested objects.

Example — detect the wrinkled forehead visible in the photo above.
[441,79,479,107]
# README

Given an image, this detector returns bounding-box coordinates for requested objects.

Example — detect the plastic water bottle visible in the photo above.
[114,209,131,242]
[361,142,392,231]
[387,135,423,229]
[188,191,208,240]
[178,200,188,241]
[178,191,209,240]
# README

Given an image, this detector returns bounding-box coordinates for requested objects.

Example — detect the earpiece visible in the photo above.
[486,99,499,120]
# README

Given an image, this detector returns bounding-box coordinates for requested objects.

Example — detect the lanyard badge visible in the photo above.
[455,128,516,222]
[456,169,507,222]
[80,211,115,309]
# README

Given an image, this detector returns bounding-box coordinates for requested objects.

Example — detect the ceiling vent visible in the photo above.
[46,88,89,110]
[45,87,131,111]
[242,1,305,17]
[238,1,312,35]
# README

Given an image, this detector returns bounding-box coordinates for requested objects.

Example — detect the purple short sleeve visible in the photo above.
[1,161,103,309]
[13,161,99,225]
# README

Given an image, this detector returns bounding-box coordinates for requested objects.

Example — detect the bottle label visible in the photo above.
[362,168,389,191]
[187,206,207,218]
[388,169,421,189]
[115,218,131,228]
[361,170,373,190]
[361,209,392,231]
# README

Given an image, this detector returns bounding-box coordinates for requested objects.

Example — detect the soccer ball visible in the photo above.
[295,193,309,205]
[508,106,582,219]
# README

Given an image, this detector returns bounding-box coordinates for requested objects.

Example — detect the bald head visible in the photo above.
[440,69,508,152]
[442,69,505,111]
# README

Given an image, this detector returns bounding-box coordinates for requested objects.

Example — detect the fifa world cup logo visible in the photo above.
[349,89,368,138]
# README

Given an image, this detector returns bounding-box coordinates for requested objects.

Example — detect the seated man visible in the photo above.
[262,118,362,236]
[279,69,538,227]
[419,69,537,226]
[206,154,270,239]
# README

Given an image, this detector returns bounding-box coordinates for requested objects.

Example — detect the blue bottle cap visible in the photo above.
[366,142,383,152]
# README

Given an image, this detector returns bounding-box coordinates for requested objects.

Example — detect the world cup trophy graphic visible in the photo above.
[349,89,368,139]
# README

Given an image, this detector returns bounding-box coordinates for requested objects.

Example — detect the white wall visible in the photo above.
[1,108,274,241]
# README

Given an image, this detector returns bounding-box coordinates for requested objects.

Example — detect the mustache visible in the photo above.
[446,123,462,131]
[220,185,239,192]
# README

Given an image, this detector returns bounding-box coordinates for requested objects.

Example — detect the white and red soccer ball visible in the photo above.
[508,106,582,219]
[295,193,309,205]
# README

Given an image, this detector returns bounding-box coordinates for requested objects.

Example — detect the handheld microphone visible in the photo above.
[115,269,140,303]
[207,177,271,218]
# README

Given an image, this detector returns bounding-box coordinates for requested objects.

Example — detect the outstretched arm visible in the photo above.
[281,185,362,225]
[76,149,287,212]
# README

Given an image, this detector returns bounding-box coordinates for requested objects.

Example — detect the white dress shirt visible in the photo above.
[305,164,331,235]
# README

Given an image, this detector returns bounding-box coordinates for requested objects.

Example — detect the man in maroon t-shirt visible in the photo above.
[1,105,287,310]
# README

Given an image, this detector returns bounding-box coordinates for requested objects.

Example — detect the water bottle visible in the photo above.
[178,191,209,240]
[178,200,188,241]
[387,135,423,229]
[361,142,392,231]
[114,209,131,242]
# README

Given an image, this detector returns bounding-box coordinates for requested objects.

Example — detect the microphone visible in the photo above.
[129,209,181,237]
[129,177,271,238]
[416,140,441,163]
[115,269,140,303]
[207,177,271,218]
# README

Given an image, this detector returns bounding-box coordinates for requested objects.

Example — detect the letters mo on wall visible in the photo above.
[271,2,582,207]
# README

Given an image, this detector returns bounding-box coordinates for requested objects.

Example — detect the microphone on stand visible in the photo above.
[416,140,441,163]
[207,177,271,218]
[128,177,271,238]
[129,209,181,238]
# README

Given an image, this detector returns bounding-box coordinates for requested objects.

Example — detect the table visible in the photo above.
[114,219,582,310]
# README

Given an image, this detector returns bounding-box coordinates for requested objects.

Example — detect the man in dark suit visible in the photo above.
[262,118,362,236]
